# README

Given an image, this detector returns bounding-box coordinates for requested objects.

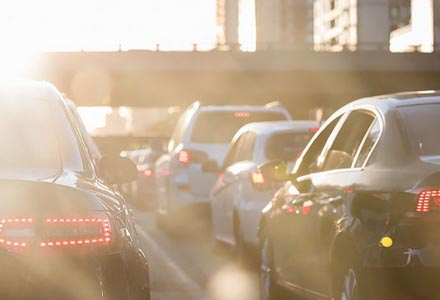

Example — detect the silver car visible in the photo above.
[155,102,291,230]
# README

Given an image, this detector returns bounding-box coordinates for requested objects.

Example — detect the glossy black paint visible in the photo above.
[0,82,149,300]
[260,92,440,300]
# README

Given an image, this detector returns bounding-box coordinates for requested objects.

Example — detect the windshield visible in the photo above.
[0,92,84,174]
[266,131,314,161]
[398,104,440,156]
[191,111,287,143]
[0,98,61,170]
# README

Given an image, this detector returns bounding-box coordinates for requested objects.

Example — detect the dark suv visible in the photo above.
[259,91,440,300]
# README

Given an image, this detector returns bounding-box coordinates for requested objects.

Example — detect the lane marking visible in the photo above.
[136,225,202,294]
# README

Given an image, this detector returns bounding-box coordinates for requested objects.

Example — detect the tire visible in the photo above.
[259,236,287,300]
[335,258,371,300]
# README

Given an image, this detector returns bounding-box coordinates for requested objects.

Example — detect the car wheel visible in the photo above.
[340,267,360,300]
[259,237,286,300]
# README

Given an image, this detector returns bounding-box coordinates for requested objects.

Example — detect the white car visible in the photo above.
[155,102,291,230]
[206,121,319,261]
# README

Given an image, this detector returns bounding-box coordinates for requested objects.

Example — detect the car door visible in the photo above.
[211,133,249,242]
[271,114,345,288]
[292,109,382,296]
[221,132,257,243]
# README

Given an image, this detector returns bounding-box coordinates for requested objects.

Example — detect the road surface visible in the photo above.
[134,210,259,300]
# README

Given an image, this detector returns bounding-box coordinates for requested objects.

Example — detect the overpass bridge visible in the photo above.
[30,50,440,117]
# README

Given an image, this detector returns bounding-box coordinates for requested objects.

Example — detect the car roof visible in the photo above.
[352,90,440,108]
[195,105,288,112]
[0,80,62,104]
[236,120,320,136]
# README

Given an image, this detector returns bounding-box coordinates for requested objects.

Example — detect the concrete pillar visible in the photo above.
[225,0,239,46]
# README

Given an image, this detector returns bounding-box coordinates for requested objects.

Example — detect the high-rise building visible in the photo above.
[216,0,239,47]
[390,0,437,52]
[255,0,313,50]
[313,0,390,51]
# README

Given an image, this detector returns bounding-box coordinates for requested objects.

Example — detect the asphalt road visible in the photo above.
[134,210,259,300]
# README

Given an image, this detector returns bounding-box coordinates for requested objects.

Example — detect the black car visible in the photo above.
[258,91,440,300]
[0,81,149,300]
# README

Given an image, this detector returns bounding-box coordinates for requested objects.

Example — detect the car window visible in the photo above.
[222,134,246,169]
[234,132,256,162]
[190,111,287,144]
[398,104,440,156]
[354,119,381,167]
[169,110,189,151]
[321,110,376,171]
[266,131,314,162]
[296,115,342,177]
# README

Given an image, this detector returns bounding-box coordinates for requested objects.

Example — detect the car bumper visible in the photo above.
[366,267,440,299]
[0,251,129,300]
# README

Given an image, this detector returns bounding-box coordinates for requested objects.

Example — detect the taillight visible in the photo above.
[177,149,208,164]
[416,189,440,212]
[250,171,269,191]
[0,216,112,251]
[42,217,111,248]
[0,218,34,250]
[178,150,191,164]
[310,127,320,133]
[251,171,265,185]
[142,169,153,177]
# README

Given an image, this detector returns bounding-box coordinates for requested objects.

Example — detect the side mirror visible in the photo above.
[202,160,220,173]
[259,160,293,183]
[99,155,138,184]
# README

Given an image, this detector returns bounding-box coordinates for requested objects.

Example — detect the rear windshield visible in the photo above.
[0,99,61,169]
[398,104,440,156]
[266,131,313,161]
[191,111,287,143]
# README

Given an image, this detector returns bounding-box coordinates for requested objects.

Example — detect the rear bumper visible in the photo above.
[0,251,129,300]
[365,241,440,268]
[366,267,440,299]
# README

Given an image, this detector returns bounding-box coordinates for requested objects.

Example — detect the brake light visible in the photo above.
[178,150,191,164]
[42,217,111,247]
[310,127,320,133]
[235,112,250,118]
[416,189,440,212]
[142,169,153,177]
[0,218,33,250]
[0,217,111,250]
[251,171,265,184]
[177,149,208,164]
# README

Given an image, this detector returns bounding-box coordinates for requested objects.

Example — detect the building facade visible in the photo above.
[216,0,239,47]
[255,0,313,50]
[314,0,390,51]
[390,0,438,52]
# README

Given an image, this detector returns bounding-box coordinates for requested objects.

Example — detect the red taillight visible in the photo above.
[142,169,153,177]
[178,150,191,164]
[43,217,111,248]
[310,127,320,133]
[235,112,250,118]
[416,189,440,212]
[251,171,265,185]
[177,149,208,164]
[0,216,111,250]
[0,218,34,250]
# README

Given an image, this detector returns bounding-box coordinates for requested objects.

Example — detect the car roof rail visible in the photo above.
[188,101,201,110]
[264,101,284,109]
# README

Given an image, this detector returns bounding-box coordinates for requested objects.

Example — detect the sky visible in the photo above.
[0,0,218,52]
